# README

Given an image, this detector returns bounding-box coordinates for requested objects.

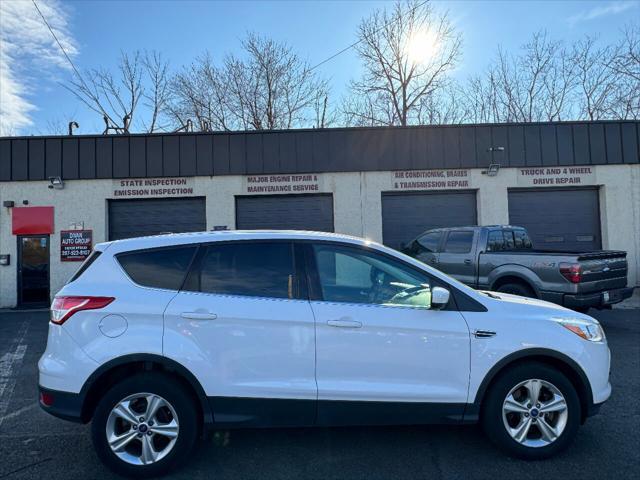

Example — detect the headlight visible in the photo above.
[552,317,605,342]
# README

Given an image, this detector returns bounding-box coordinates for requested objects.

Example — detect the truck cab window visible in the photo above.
[417,232,441,252]
[487,231,505,252]
[514,230,533,249]
[443,231,474,254]
[503,231,516,250]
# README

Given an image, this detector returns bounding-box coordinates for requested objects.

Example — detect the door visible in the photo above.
[381,191,477,250]
[18,235,50,307]
[235,194,334,232]
[163,241,317,427]
[307,242,470,425]
[437,230,477,286]
[508,188,601,252]
[108,197,206,240]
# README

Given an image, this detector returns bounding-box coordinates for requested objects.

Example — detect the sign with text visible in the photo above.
[245,174,322,194]
[517,167,596,187]
[60,230,92,262]
[391,169,471,190]
[112,177,195,197]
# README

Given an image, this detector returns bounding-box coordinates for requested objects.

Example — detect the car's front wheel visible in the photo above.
[91,372,198,477]
[481,362,581,459]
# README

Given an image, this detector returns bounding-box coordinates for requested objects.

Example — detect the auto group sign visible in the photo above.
[60,230,92,262]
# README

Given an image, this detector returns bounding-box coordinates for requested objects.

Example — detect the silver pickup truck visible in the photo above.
[402,225,634,312]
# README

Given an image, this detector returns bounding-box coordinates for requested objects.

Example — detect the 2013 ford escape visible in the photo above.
[38,231,611,477]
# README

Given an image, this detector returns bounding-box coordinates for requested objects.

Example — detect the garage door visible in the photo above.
[236,194,334,232]
[508,188,601,252]
[381,191,477,250]
[109,197,206,240]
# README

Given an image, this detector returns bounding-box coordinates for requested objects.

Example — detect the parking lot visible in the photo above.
[0,308,638,480]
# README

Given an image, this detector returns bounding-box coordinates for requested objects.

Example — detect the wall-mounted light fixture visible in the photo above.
[2,200,14,208]
[48,176,64,190]
[482,163,501,177]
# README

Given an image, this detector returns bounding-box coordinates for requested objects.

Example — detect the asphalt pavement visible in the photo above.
[0,308,638,480]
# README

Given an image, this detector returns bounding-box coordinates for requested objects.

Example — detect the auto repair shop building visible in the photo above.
[1,120,639,308]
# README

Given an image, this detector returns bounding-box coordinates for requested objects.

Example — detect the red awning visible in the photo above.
[12,206,54,235]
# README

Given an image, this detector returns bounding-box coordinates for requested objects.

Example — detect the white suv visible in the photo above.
[39,231,611,477]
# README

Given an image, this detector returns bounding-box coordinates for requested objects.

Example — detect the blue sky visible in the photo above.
[1,0,638,135]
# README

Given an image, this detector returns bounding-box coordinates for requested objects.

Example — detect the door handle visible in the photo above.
[327,319,362,328]
[180,312,217,320]
[464,259,472,265]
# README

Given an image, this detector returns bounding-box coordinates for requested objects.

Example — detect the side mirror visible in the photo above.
[431,287,450,309]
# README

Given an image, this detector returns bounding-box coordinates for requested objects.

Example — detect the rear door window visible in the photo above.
[443,231,474,254]
[117,246,197,290]
[183,241,296,299]
[514,230,533,249]
[503,230,516,250]
[487,231,505,251]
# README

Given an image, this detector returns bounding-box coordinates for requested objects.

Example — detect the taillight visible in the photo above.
[50,296,115,325]
[40,391,54,406]
[559,263,582,283]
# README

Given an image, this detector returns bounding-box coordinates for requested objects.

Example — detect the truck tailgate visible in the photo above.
[577,251,628,293]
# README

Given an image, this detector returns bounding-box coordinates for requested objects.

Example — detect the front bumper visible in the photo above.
[38,385,85,423]
[563,287,634,310]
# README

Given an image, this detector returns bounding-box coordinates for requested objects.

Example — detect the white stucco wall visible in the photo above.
[1,164,638,308]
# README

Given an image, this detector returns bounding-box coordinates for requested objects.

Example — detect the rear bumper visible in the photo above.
[563,287,634,309]
[38,385,85,423]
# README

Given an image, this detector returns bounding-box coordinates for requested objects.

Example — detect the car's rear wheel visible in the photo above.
[481,362,581,459]
[91,373,198,477]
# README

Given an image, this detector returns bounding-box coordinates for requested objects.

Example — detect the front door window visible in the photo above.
[313,243,433,309]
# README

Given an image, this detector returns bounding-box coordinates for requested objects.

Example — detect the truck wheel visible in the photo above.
[481,362,581,459]
[496,283,535,298]
[91,372,198,478]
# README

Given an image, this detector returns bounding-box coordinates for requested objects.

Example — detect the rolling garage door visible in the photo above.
[109,197,206,240]
[236,194,334,232]
[381,191,477,250]
[508,188,601,252]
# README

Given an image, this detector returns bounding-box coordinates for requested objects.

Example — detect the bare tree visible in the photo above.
[608,25,640,119]
[344,0,462,126]
[141,51,171,132]
[66,50,169,133]
[489,32,575,122]
[168,53,231,131]
[416,81,467,125]
[169,34,330,131]
[571,36,619,120]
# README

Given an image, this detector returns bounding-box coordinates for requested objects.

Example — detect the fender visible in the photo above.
[487,264,542,296]
[463,347,593,421]
[79,353,214,425]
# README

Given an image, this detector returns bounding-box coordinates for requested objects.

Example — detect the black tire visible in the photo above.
[481,362,581,460]
[496,282,535,298]
[91,372,198,478]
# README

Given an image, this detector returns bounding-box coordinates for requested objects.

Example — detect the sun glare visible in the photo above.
[405,29,440,65]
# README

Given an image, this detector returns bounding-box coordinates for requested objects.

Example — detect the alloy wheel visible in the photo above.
[501,378,569,448]
[105,392,179,465]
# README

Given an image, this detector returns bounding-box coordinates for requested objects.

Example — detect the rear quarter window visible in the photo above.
[67,251,102,283]
[117,246,197,290]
